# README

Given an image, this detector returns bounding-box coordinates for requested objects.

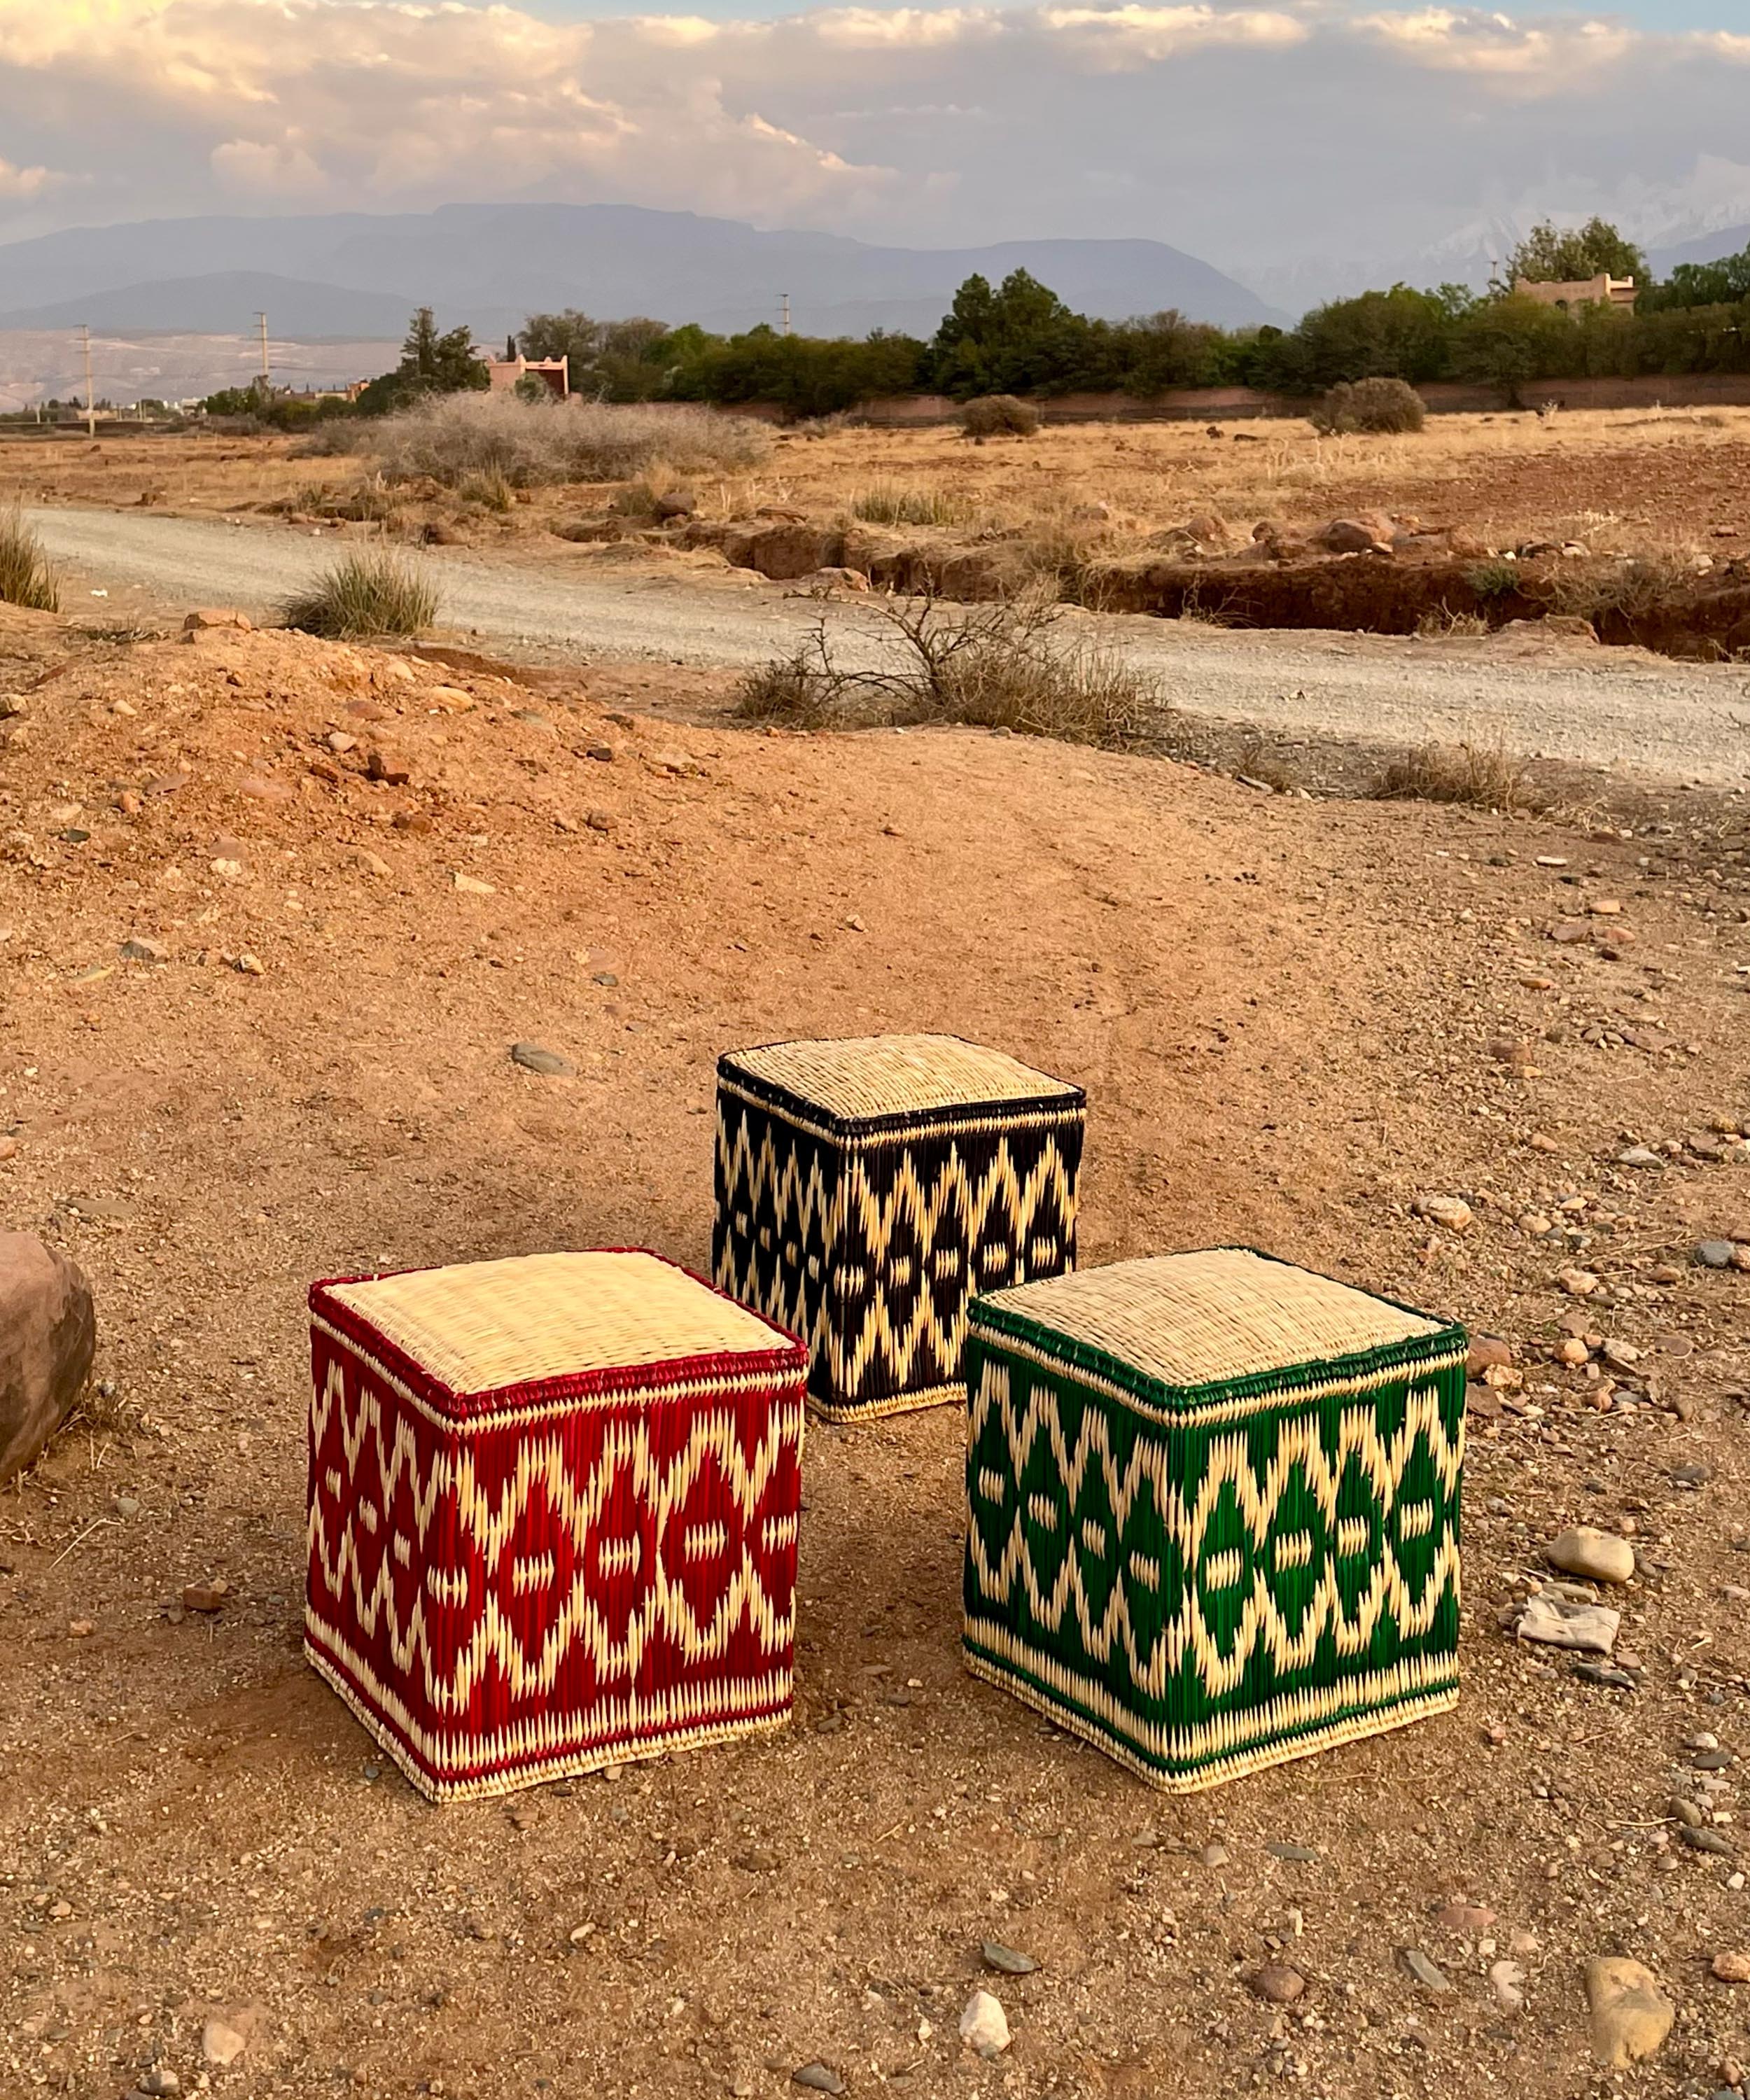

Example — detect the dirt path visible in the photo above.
[27,502,1750,786]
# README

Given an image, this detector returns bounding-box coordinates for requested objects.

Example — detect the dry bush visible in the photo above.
[288,421,363,459]
[735,592,1155,748]
[1465,558,1521,601]
[1415,608,1491,639]
[281,549,439,639]
[363,393,771,488]
[960,396,1041,440]
[458,467,516,512]
[850,482,970,527]
[1532,550,1697,622]
[0,505,59,612]
[1310,378,1427,436]
[1372,736,1548,813]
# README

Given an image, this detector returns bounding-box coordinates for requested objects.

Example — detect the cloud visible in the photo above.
[0,0,1746,303]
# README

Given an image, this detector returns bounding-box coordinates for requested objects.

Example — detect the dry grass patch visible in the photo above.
[360,394,772,489]
[1372,734,1550,813]
[850,482,972,527]
[0,505,59,612]
[281,549,440,640]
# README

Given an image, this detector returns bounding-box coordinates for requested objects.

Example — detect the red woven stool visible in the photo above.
[304,1250,807,1800]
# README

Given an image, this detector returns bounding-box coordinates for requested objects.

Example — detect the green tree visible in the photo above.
[1641,244,1750,312]
[930,270,1097,396]
[1504,217,1646,288]
[1448,294,1579,400]
[399,307,486,393]
[1254,285,1455,393]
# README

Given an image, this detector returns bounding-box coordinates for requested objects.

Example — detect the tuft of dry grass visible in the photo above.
[1531,550,1700,622]
[281,549,439,639]
[0,504,59,612]
[735,592,1156,748]
[1415,607,1491,639]
[850,481,971,527]
[1371,734,1549,813]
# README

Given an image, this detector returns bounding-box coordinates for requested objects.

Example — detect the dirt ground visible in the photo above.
[2,599,1749,2099]
[8,407,1750,561]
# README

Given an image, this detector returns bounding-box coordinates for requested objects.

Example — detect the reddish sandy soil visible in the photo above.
[1,605,1749,2099]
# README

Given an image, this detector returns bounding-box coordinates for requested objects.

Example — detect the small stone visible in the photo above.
[202,2018,248,2068]
[183,607,252,634]
[1649,1263,1683,1284]
[1401,1948,1452,1992]
[981,1941,1038,1975]
[1558,1267,1601,1297]
[1555,1337,1591,1366]
[69,1618,94,1638]
[352,849,392,878]
[366,748,410,785]
[1489,1958,1526,2012]
[1670,1798,1705,1827]
[119,937,168,963]
[230,951,265,976]
[590,970,619,988]
[1712,1950,1750,1983]
[1266,1842,1319,1861]
[453,872,496,895]
[181,1581,229,1614]
[1617,1146,1664,1170]
[138,2071,180,2095]
[1588,898,1622,916]
[1434,1902,1495,1934]
[1600,1338,1641,1370]
[958,1989,1010,2057]
[585,745,615,762]
[1199,1841,1230,1868]
[586,808,615,833]
[1547,1526,1635,1586]
[510,1042,575,1078]
[1415,1195,1474,1232]
[114,1495,139,1519]
[1681,1826,1733,1856]
[791,2068,845,2096]
[1696,1241,1735,1268]
[1245,1963,1306,2003]
[1585,1956,1674,2068]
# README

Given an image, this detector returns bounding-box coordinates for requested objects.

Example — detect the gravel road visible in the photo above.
[28,504,1750,786]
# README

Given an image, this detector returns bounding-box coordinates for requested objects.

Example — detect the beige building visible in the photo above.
[481,353,568,398]
[1513,274,1637,312]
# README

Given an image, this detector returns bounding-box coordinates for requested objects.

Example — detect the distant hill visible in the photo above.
[1648,223,1750,275]
[0,203,1282,342]
[0,271,421,338]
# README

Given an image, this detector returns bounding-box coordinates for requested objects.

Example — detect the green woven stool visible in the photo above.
[962,1248,1465,1790]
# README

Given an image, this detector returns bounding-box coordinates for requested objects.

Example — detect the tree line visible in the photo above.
[206,217,1750,426]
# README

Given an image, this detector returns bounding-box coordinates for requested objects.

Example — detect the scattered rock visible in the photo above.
[0,1234,97,1485]
[181,1580,229,1614]
[1400,1949,1453,1992]
[959,1989,1011,2057]
[138,2071,181,2096]
[1681,1826,1732,1856]
[791,2067,846,2096]
[1712,1951,1750,1983]
[183,607,252,634]
[1617,1147,1664,1170]
[453,872,496,896]
[1415,1195,1474,1232]
[1516,1590,1619,1655]
[1547,1526,1635,1586]
[1585,1956,1674,2069]
[586,808,615,833]
[1558,1267,1601,1298]
[1433,1902,1495,1934]
[119,937,168,963]
[1199,1840,1230,1868]
[1695,1241,1735,1269]
[1245,1964,1306,2003]
[366,748,410,785]
[981,1941,1038,1975]
[202,2017,248,2068]
[1466,1336,1513,1375]
[510,1042,575,1078]
[1489,1958,1527,2012]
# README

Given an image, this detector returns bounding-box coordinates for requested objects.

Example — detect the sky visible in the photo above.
[0,1,1748,302]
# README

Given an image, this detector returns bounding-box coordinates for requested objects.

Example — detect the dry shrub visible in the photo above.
[1532,551,1696,622]
[850,482,970,527]
[736,593,1155,748]
[281,549,439,639]
[1465,558,1520,601]
[960,395,1041,440]
[0,504,59,612]
[363,393,771,488]
[1415,608,1490,639]
[458,467,516,512]
[1310,378,1427,436]
[1372,735,1548,813]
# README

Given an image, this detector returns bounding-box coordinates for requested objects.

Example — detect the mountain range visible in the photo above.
[0,202,1282,345]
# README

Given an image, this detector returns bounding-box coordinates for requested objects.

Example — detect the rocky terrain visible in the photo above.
[0,598,1747,2097]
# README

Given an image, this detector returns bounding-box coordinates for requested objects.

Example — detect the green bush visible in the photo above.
[1310,377,1426,435]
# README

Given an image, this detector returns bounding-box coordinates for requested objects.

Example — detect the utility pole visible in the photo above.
[780,292,791,336]
[80,325,95,438]
[256,311,272,393]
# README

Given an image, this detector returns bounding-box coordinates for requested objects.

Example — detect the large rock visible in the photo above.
[1585,1956,1673,2068]
[0,1233,97,1481]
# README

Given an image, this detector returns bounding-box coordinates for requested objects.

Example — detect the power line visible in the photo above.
[80,325,94,438]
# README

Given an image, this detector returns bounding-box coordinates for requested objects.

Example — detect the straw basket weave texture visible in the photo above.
[714,1034,1085,1422]
[306,1250,808,1801]
[962,1248,1466,1791]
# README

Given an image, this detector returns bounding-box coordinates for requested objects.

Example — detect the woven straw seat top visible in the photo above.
[323,1251,791,1395]
[724,1034,1078,1122]
[976,1248,1447,1390]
